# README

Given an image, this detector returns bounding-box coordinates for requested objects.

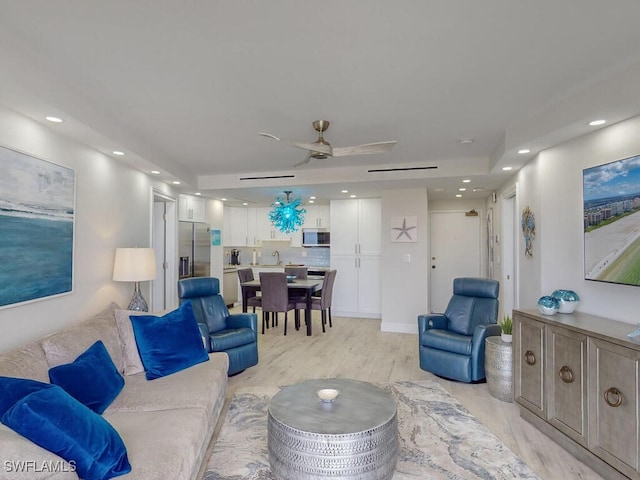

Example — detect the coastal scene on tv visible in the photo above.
[0,146,75,308]
[584,154,640,286]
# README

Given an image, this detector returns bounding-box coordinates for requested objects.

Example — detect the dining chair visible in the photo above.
[237,268,261,313]
[284,266,308,280]
[259,272,296,335]
[294,269,337,333]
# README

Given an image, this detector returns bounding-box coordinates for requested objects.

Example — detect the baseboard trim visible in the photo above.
[381,322,417,334]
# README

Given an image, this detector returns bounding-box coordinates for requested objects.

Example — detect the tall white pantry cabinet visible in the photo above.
[330,198,381,318]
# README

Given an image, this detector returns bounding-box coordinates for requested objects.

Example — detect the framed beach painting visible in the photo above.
[0,146,75,308]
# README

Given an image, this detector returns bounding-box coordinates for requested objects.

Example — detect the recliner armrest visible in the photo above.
[470,323,502,359]
[227,313,258,335]
[198,322,212,352]
[418,314,448,332]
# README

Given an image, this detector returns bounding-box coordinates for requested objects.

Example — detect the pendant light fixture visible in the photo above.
[269,191,306,234]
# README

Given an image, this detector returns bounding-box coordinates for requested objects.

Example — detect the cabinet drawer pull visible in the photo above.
[524,350,536,366]
[559,366,574,383]
[604,387,623,407]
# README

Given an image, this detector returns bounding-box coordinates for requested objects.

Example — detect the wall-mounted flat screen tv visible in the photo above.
[583,154,640,287]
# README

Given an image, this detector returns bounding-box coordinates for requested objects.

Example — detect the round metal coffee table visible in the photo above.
[268,378,398,479]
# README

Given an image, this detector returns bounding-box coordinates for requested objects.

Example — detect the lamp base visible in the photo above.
[128,282,149,312]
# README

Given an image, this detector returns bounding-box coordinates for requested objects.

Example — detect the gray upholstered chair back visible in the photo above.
[259,272,290,312]
[284,266,308,280]
[320,269,337,309]
[177,277,230,334]
[237,268,254,283]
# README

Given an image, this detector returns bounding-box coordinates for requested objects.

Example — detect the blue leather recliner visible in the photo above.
[178,277,258,376]
[418,277,500,383]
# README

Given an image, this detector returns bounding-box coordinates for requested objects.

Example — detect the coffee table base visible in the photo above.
[268,412,398,480]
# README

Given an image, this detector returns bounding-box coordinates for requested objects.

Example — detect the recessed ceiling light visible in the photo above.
[309,200,315,203]
[460,138,473,144]
[518,149,530,154]
[221,198,227,201]
[462,179,471,183]
[310,196,316,200]
[502,166,513,171]
[472,187,485,192]
[589,119,606,126]
[172,181,181,185]
[459,188,466,192]
[45,116,63,123]
[112,151,125,156]
[350,194,356,198]
[341,190,349,193]
[242,202,248,206]
[194,192,201,196]
[150,170,160,175]
[456,194,462,198]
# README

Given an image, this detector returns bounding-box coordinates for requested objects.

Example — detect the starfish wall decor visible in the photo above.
[391,216,417,242]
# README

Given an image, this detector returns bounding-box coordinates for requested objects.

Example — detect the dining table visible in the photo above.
[240,277,323,336]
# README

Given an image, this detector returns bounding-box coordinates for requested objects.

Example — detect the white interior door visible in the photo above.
[152,191,177,312]
[429,211,482,313]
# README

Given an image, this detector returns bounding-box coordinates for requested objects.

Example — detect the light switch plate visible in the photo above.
[402,254,411,263]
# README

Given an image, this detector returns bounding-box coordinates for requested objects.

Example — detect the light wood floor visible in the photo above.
[224,310,605,480]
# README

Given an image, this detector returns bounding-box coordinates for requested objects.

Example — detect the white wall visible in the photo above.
[380,188,429,333]
[501,115,640,324]
[0,105,176,352]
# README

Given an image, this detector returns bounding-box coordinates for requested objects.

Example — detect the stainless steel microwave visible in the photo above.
[302,228,330,247]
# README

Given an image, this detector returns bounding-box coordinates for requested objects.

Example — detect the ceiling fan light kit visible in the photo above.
[259,120,397,166]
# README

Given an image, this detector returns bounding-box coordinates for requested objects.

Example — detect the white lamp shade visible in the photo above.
[113,248,157,282]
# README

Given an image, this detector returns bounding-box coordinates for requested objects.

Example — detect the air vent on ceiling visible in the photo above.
[367,166,437,173]
[239,174,296,181]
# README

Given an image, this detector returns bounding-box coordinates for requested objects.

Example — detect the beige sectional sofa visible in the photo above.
[0,303,229,480]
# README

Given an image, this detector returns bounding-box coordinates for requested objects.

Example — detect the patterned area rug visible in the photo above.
[204,380,540,479]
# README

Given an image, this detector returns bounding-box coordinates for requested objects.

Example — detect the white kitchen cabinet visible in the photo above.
[179,194,206,222]
[330,198,381,318]
[304,205,330,228]
[224,206,249,246]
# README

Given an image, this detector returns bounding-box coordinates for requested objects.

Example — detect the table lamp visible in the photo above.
[113,247,157,311]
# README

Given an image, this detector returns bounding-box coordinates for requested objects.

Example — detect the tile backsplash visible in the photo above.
[224,242,329,267]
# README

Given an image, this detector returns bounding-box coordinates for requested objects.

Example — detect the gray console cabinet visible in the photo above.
[514,309,640,480]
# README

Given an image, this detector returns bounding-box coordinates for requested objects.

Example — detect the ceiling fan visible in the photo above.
[259,120,397,167]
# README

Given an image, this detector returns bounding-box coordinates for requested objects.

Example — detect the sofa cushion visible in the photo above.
[130,302,209,380]
[0,343,50,383]
[114,309,147,376]
[107,352,228,414]
[49,340,124,414]
[1,385,131,480]
[0,424,77,480]
[41,302,124,373]
[104,407,211,480]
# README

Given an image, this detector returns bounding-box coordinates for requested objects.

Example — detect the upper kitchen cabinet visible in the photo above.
[224,206,302,247]
[304,205,330,228]
[330,198,381,255]
[224,206,248,246]
[178,194,206,223]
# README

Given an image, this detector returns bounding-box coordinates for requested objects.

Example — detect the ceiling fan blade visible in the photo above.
[258,132,281,141]
[293,152,314,167]
[332,141,398,157]
[258,133,333,156]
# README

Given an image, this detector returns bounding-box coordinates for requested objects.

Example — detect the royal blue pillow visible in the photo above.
[0,376,54,417]
[1,385,131,480]
[130,301,209,380]
[48,340,125,414]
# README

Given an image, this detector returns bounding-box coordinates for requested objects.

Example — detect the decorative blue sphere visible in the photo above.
[551,290,580,313]
[538,295,559,315]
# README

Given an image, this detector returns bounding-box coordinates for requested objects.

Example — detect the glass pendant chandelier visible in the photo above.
[269,191,306,234]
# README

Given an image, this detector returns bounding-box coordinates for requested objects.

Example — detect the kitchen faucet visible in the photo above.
[272,250,281,265]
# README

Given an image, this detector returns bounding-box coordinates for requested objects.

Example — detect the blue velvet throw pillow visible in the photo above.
[1,385,131,480]
[130,301,209,380]
[49,340,125,414]
[0,376,54,417]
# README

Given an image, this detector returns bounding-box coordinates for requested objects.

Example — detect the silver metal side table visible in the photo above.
[485,336,514,402]
[268,378,398,479]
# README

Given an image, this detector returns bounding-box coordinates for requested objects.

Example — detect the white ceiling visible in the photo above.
[2,1,640,206]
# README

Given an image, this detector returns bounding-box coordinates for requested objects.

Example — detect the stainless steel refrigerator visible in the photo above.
[179,221,211,278]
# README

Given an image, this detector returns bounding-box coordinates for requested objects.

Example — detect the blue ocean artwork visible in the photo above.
[0,146,75,308]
